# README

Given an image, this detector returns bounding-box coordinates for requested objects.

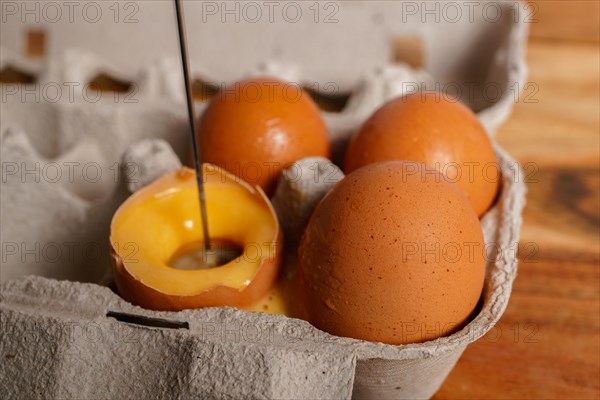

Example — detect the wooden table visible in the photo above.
[434,3,600,398]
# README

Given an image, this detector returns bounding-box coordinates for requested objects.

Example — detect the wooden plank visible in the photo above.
[527,0,600,43]
[497,42,599,168]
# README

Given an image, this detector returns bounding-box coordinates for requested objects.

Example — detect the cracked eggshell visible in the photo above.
[110,166,282,311]
[297,161,486,345]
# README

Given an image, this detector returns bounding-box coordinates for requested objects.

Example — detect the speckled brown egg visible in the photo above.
[197,77,330,196]
[344,92,499,217]
[297,161,486,345]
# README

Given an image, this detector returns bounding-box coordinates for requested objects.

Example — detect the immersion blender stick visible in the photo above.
[174,0,212,256]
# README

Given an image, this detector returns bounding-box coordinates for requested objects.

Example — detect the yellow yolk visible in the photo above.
[111,167,278,297]
[247,272,296,316]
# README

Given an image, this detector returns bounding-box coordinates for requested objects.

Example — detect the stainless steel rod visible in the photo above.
[174,0,212,257]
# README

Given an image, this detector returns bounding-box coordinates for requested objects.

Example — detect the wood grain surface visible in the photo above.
[433,12,600,400]
[527,0,600,43]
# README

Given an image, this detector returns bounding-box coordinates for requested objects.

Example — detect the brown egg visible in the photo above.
[344,92,499,216]
[297,161,486,345]
[197,77,330,195]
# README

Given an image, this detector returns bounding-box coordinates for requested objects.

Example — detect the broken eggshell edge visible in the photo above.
[110,160,283,311]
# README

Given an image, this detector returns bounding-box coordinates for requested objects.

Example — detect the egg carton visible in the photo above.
[0,1,528,398]
[1,142,525,399]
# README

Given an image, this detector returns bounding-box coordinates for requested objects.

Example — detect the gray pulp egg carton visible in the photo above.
[0,1,528,398]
